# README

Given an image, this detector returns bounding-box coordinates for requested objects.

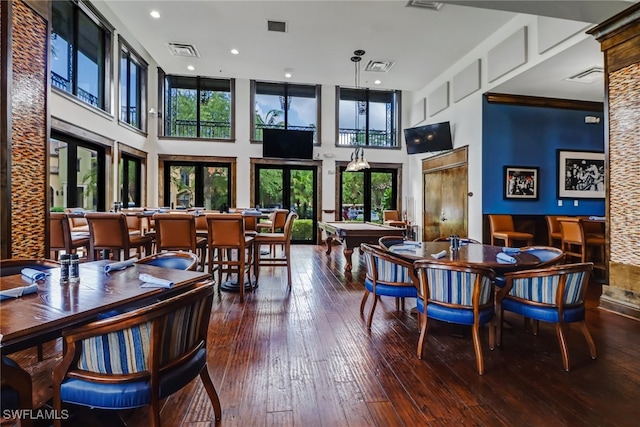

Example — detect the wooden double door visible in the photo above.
[422,147,468,241]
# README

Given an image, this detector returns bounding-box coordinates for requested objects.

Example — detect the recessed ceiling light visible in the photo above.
[284,68,293,79]
[285,72,292,78]
[230,49,239,55]
[374,80,382,85]
[150,10,160,19]
[187,65,195,71]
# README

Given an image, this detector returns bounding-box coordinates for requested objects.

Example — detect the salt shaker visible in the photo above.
[69,254,80,283]
[60,254,70,284]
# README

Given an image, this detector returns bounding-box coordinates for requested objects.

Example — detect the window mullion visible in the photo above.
[196,77,201,138]
[71,6,79,97]
[283,84,289,129]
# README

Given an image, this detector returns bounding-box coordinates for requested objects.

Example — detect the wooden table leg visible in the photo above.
[325,236,334,255]
[343,247,353,272]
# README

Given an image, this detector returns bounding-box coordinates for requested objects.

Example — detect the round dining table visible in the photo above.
[379,240,543,272]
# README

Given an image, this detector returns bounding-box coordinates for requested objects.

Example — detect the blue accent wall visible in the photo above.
[482,98,605,215]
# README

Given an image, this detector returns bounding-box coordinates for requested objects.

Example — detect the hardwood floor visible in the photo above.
[7,245,640,426]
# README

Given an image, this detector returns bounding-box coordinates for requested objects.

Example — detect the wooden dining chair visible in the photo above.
[545,215,563,248]
[207,214,255,303]
[254,212,297,290]
[52,283,221,427]
[256,209,289,255]
[383,210,406,228]
[413,260,496,375]
[359,243,418,329]
[153,213,207,271]
[558,217,606,273]
[488,214,533,247]
[496,262,596,371]
[64,208,89,233]
[85,212,153,261]
[49,212,90,260]
[1,356,34,427]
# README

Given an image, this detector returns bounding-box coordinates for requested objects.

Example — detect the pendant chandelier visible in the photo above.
[346,49,370,172]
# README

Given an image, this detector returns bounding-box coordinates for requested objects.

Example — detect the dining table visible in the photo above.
[379,240,544,273]
[0,260,211,355]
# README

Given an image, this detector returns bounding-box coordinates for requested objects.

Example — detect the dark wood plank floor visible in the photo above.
[7,245,640,426]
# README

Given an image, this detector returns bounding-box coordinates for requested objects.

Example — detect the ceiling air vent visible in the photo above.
[166,42,200,58]
[267,20,287,33]
[364,60,395,73]
[405,1,443,10]
[565,67,604,84]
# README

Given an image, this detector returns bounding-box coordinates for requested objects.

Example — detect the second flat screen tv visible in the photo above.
[404,121,453,154]
[262,128,314,160]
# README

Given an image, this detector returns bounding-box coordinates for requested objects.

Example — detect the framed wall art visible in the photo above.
[504,166,539,200]
[557,150,605,199]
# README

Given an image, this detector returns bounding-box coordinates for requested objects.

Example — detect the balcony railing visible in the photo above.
[337,128,396,147]
[51,72,99,108]
[165,119,231,139]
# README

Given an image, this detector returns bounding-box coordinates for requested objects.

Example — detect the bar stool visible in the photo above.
[488,214,533,247]
[254,212,297,290]
[545,215,562,248]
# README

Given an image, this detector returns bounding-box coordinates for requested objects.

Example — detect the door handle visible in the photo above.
[440,212,448,222]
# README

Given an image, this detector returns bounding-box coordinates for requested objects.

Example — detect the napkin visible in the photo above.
[497,252,517,264]
[139,273,174,288]
[21,268,50,282]
[502,247,521,254]
[0,283,39,301]
[431,250,447,259]
[589,216,606,221]
[393,247,416,253]
[402,241,421,247]
[104,258,137,273]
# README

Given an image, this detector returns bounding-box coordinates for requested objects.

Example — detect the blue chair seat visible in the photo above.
[417,298,494,325]
[60,348,206,410]
[501,299,585,323]
[364,278,417,299]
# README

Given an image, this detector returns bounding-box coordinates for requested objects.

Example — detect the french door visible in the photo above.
[163,161,231,210]
[339,167,398,223]
[254,164,317,243]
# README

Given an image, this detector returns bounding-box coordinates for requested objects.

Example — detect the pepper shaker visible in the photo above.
[60,254,70,284]
[69,254,80,283]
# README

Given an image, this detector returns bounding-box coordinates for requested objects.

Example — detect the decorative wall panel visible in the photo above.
[427,82,449,117]
[608,62,640,283]
[488,27,527,83]
[10,0,47,258]
[452,59,480,103]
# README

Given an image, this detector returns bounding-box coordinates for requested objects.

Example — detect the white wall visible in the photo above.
[405,14,595,240]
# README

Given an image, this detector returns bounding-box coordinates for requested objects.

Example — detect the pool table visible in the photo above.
[318,221,406,272]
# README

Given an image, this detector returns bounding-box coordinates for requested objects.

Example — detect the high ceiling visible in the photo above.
[101,0,636,101]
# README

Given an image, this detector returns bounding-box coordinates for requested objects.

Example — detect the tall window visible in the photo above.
[163,76,233,139]
[119,154,142,207]
[252,81,320,142]
[119,37,147,131]
[337,88,400,147]
[51,0,112,111]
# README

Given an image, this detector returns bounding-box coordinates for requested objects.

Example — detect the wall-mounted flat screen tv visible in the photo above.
[404,121,453,154]
[262,128,314,160]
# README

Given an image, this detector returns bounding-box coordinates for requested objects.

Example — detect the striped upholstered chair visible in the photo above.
[52,283,221,427]
[413,261,496,375]
[496,262,596,371]
[359,243,418,329]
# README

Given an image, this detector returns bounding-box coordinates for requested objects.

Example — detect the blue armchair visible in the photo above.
[52,282,221,426]
[360,244,418,329]
[413,261,496,375]
[496,262,596,371]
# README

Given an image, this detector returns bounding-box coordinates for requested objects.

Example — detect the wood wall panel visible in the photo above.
[10,0,47,258]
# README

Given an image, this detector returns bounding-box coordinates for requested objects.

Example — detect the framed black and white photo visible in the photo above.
[504,166,539,200]
[557,150,605,199]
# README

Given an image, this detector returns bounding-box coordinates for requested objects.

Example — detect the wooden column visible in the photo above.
[0,0,49,259]
[588,4,640,319]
